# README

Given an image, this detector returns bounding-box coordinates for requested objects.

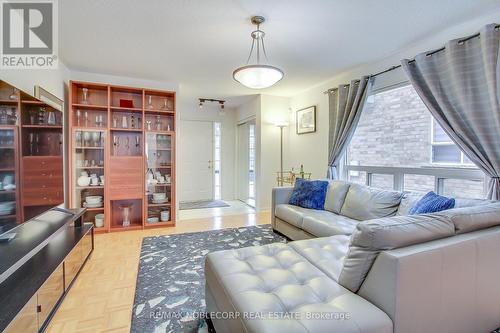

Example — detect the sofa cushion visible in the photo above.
[302,211,359,237]
[290,236,350,282]
[409,191,455,215]
[275,204,311,228]
[205,242,393,333]
[396,192,425,216]
[324,180,351,214]
[436,202,500,234]
[454,197,495,208]
[340,184,403,221]
[339,214,455,293]
[288,178,329,210]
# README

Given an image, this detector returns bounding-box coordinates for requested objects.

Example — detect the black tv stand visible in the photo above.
[0,208,93,333]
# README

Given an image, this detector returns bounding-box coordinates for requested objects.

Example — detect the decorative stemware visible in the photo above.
[47,110,56,125]
[81,88,90,105]
[9,88,18,101]
[155,115,162,131]
[83,131,90,147]
[76,110,81,126]
[161,98,169,110]
[147,96,154,109]
[38,107,46,125]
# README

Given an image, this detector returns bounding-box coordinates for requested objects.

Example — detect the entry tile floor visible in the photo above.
[178,200,255,220]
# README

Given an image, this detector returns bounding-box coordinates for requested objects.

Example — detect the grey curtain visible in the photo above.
[401,24,500,200]
[327,76,372,179]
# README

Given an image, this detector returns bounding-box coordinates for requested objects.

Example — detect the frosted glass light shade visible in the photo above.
[233,64,284,89]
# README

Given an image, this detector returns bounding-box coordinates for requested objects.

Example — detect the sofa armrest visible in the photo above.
[358,226,500,333]
[271,187,294,228]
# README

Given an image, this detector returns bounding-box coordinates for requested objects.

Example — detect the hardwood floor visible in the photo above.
[46,212,269,333]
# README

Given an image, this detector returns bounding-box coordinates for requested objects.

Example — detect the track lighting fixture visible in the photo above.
[198,98,226,113]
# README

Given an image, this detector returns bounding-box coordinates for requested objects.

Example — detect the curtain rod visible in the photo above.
[323,23,500,94]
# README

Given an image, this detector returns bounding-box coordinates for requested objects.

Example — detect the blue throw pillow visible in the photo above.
[288,178,329,210]
[409,191,455,215]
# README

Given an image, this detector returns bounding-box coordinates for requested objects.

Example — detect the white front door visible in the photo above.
[180,120,213,201]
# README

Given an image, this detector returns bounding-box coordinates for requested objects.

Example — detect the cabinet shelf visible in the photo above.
[144,221,174,228]
[144,109,175,115]
[75,186,104,190]
[0,214,16,220]
[83,207,104,212]
[21,100,44,105]
[110,128,143,132]
[0,99,18,105]
[72,103,108,110]
[145,130,175,135]
[0,167,15,171]
[74,146,104,150]
[148,202,171,207]
[73,126,108,131]
[110,106,142,112]
[22,125,63,129]
[76,166,104,170]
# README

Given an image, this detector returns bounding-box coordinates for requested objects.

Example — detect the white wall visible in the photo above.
[257,95,290,210]
[288,11,500,180]
[1,61,70,99]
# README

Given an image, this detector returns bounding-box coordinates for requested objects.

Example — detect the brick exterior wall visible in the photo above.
[347,85,484,199]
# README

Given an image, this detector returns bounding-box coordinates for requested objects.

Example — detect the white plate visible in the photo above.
[84,202,104,208]
[152,199,169,204]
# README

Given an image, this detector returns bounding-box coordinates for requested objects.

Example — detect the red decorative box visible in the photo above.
[119,99,134,108]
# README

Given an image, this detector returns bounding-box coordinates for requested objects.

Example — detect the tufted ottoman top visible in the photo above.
[205,241,392,333]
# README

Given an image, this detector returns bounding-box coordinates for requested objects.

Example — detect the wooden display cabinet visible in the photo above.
[69,81,176,232]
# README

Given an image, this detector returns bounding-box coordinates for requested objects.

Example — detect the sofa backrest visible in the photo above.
[338,213,455,292]
[340,183,403,220]
[340,201,500,292]
[436,202,500,234]
[324,180,350,214]
[358,226,500,333]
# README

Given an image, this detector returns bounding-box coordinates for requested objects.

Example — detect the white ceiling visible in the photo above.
[60,0,500,103]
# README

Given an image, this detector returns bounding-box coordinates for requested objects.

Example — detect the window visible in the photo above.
[346,84,485,198]
[214,122,221,200]
[431,119,473,165]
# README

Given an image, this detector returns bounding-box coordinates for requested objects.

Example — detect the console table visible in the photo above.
[0,207,93,333]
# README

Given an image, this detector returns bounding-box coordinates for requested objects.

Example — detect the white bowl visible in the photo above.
[95,213,104,228]
[147,217,159,224]
[153,193,166,200]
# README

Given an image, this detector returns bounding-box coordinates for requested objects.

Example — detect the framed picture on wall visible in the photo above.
[296,106,316,134]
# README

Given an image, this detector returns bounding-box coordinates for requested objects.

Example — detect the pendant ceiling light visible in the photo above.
[233,16,284,89]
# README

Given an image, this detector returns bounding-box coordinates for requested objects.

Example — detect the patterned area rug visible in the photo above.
[179,200,230,210]
[131,224,286,333]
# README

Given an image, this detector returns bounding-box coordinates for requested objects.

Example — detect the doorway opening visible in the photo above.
[214,122,222,200]
[237,120,256,208]
[248,123,256,207]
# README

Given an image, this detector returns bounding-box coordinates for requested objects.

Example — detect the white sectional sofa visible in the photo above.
[205,181,500,333]
[272,181,493,240]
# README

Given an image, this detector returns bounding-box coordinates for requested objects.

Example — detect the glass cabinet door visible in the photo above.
[73,129,106,230]
[145,132,172,225]
[0,127,18,230]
